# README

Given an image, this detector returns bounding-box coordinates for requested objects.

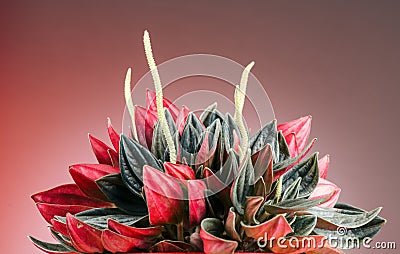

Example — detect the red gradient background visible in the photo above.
[1,1,399,253]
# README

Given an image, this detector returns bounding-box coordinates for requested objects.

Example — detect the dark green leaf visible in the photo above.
[120,135,162,196]
[273,138,316,172]
[181,123,200,154]
[313,216,386,249]
[56,208,145,229]
[282,153,319,198]
[231,153,255,215]
[49,228,77,252]
[288,215,317,236]
[151,109,177,160]
[200,103,224,127]
[281,177,301,201]
[278,131,291,161]
[96,173,148,215]
[307,206,382,229]
[222,113,241,151]
[249,120,278,161]
[28,236,72,253]
[263,197,326,214]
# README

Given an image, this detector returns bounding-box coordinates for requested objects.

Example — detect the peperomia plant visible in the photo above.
[29,31,385,254]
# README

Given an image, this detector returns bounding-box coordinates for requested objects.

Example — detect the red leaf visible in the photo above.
[232,129,241,153]
[309,178,341,208]
[188,180,207,226]
[245,196,265,224]
[274,138,316,180]
[69,164,119,201]
[278,115,312,152]
[108,149,119,168]
[269,235,327,253]
[102,229,150,253]
[241,214,293,240]
[306,247,345,254]
[164,162,196,180]
[32,184,113,207]
[146,89,180,120]
[318,154,330,179]
[285,132,300,157]
[107,118,120,152]
[134,105,157,148]
[36,203,92,224]
[149,240,193,252]
[51,219,69,237]
[225,207,241,241]
[143,165,185,225]
[88,134,114,165]
[66,213,104,253]
[176,106,190,135]
[200,219,238,254]
[108,219,163,239]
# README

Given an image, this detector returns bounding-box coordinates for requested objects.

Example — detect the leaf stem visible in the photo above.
[177,221,184,241]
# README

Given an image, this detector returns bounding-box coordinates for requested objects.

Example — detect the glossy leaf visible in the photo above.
[134,105,157,148]
[108,218,163,239]
[102,229,141,253]
[278,115,312,152]
[249,120,278,161]
[313,216,386,249]
[107,118,120,152]
[120,135,162,196]
[273,138,317,178]
[32,184,112,207]
[222,113,241,152]
[288,215,317,236]
[36,203,96,224]
[244,196,264,224]
[318,154,330,179]
[263,197,326,214]
[278,131,291,160]
[200,102,224,127]
[309,178,341,208]
[225,207,241,241]
[149,240,193,252]
[164,162,196,180]
[306,206,382,229]
[188,180,207,226]
[69,164,119,201]
[28,236,75,254]
[66,213,104,253]
[143,165,184,225]
[282,177,301,201]
[96,173,148,214]
[241,214,293,239]
[88,134,114,165]
[230,153,255,215]
[176,105,190,135]
[282,153,320,198]
[200,218,238,254]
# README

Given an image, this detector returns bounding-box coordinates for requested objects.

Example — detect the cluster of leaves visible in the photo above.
[30,91,385,254]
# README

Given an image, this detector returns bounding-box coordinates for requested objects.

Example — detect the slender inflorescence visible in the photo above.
[124,68,138,140]
[143,30,177,163]
[234,61,255,160]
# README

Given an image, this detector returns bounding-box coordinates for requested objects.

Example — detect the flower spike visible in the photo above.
[124,68,137,140]
[234,61,255,160]
[143,30,177,163]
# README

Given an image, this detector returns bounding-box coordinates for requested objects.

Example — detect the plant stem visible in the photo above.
[177,221,184,241]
